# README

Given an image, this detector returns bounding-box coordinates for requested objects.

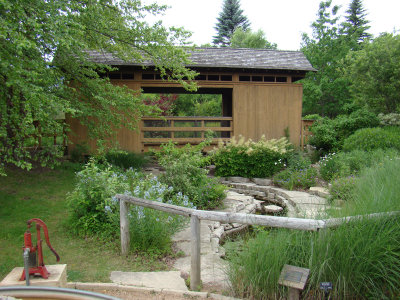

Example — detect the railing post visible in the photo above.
[190,214,201,290]
[120,199,130,256]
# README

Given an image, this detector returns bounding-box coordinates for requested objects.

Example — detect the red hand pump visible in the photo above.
[20,218,60,280]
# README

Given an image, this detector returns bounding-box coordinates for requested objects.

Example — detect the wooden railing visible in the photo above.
[300,119,315,149]
[117,194,400,291]
[141,116,233,150]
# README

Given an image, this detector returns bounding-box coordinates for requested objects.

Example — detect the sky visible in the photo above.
[144,0,400,50]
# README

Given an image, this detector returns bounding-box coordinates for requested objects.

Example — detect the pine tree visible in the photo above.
[213,0,250,47]
[344,0,372,44]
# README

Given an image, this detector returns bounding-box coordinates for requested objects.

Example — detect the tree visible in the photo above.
[346,33,400,114]
[213,0,250,47]
[344,0,372,46]
[230,28,277,49]
[301,0,353,117]
[0,0,197,174]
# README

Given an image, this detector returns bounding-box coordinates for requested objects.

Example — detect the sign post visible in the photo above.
[278,265,310,300]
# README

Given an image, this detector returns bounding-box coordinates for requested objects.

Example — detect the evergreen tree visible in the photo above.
[344,0,372,45]
[213,0,250,47]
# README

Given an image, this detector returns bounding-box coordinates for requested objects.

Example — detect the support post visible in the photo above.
[190,214,201,290]
[120,200,130,256]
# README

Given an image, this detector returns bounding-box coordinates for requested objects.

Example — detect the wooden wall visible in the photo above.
[232,83,303,146]
[66,70,303,153]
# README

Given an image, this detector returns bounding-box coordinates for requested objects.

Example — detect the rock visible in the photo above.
[252,178,272,186]
[212,226,224,239]
[227,177,251,183]
[263,205,284,214]
[309,186,330,198]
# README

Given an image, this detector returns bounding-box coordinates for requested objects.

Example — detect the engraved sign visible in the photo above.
[278,264,310,290]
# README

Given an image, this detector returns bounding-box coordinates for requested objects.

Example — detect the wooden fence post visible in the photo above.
[190,214,201,290]
[120,200,130,256]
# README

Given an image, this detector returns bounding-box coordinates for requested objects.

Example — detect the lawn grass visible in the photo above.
[0,163,168,282]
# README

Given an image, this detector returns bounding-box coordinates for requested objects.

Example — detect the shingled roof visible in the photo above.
[86,48,316,72]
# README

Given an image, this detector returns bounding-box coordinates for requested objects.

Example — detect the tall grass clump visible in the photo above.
[332,157,400,217]
[228,218,400,299]
[228,158,400,299]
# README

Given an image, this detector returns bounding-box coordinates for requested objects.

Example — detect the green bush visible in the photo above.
[329,175,357,202]
[156,141,226,210]
[309,109,379,154]
[319,149,399,181]
[343,126,400,152]
[212,136,291,178]
[105,149,148,170]
[286,151,312,171]
[273,168,317,190]
[70,143,89,163]
[67,159,192,255]
[378,112,400,126]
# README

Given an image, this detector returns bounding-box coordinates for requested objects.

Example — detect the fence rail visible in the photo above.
[116,194,400,291]
[140,116,233,150]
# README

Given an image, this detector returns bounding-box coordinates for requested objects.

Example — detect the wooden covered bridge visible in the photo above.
[67,48,315,152]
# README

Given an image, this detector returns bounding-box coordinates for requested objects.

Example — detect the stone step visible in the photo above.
[110,271,188,291]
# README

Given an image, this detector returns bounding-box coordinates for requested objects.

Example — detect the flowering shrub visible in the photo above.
[212,135,291,178]
[329,176,357,203]
[273,168,317,190]
[68,159,194,255]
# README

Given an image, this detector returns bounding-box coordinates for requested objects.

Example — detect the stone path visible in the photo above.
[111,178,330,294]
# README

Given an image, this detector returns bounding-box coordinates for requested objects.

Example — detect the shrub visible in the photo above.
[343,127,400,152]
[105,149,148,170]
[319,149,399,181]
[212,135,291,178]
[309,108,379,154]
[156,141,226,209]
[67,159,193,255]
[329,175,357,202]
[286,151,312,171]
[273,168,317,190]
[70,142,89,163]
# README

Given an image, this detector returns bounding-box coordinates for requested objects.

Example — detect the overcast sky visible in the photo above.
[144,0,400,50]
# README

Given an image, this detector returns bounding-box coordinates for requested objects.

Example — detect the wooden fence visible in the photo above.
[300,119,315,149]
[116,194,400,291]
[141,116,232,151]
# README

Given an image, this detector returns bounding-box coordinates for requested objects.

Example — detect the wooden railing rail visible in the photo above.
[117,194,400,291]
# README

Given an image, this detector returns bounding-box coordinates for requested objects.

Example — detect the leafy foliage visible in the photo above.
[0,0,197,174]
[329,175,357,202]
[308,108,379,153]
[142,94,178,116]
[156,141,226,209]
[212,136,291,178]
[343,126,400,152]
[172,94,222,116]
[273,168,317,190]
[213,0,250,46]
[319,148,399,181]
[301,1,354,117]
[230,28,277,49]
[345,33,400,113]
[104,149,149,170]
